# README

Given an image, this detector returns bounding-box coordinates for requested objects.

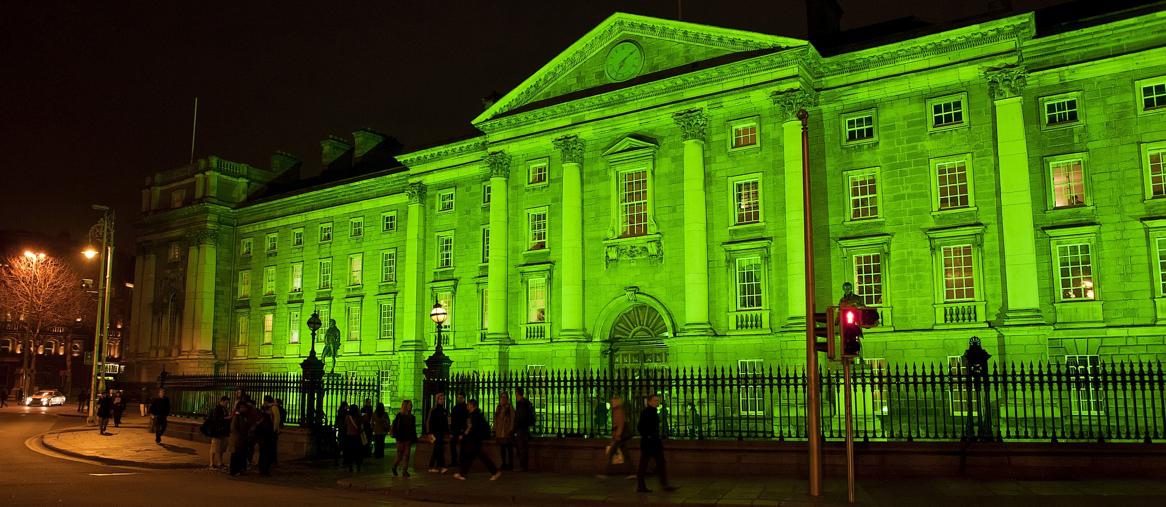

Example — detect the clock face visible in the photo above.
[605,41,643,83]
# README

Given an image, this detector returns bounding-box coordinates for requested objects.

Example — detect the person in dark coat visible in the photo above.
[453,399,500,481]
[636,394,676,493]
[449,393,468,467]
[149,388,171,444]
[514,388,535,472]
[229,400,256,476]
[391,399,418,477]
[334,401,349,467]
[360,398,375,457]
[343,404,364,473]
[96,390,114,435]
[112,390,126,427]
[372,402,390,459]
[426,392,450,473]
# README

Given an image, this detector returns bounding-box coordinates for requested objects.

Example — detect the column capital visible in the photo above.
[672,109,709,142]
[985,64,1027,100]
[770,88,818,121]
[553,135,585,165]
[486,151,512,179]
[406,182,426,205]
[185,229,219,246]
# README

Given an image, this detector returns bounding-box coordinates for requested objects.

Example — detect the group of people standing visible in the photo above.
[421,388,536,481]
[202,390,283,476]
[93,389,127,434]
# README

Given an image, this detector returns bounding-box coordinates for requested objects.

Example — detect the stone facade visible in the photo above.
[129,9,1166,400]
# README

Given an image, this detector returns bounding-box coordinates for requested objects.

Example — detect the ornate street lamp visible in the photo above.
[430,299,449,354]
[84,205,113,426]
[422,299,453,434]
[307,311,323,358]
[300,311,326,450]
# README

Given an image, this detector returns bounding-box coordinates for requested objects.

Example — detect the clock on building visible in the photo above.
[605,40,644,83]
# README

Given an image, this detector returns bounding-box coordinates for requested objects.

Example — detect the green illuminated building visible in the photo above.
[128,6,1166,402]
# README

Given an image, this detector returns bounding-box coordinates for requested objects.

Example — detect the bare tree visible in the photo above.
[0,254,88,394]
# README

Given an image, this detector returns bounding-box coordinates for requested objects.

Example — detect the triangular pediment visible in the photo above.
[473,13,805,126]
[602,135,658,162]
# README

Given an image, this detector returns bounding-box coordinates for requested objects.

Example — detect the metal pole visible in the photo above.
[98,240,114,393]
[85,213,109,425]
[798,108,822,497]
[844,358,855,504]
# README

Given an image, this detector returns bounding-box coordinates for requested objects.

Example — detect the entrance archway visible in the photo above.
[606,303,670,372]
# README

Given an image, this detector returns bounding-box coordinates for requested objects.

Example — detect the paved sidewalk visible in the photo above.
[39,417,206,469]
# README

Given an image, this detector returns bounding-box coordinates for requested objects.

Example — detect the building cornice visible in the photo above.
[397,136,487,168]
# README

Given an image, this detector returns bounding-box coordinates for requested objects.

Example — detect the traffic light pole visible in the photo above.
[843,358,855,503]
[797,109,823,497]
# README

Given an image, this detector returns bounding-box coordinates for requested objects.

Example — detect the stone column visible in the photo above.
[195,232,218,354]
[554,137,587,340]
[486,152,512,342]
[129,251,145,358]
[673,109,714,335]
[987,66,1043,324]
[139,252,157,357]
[400,182,428,350]
[772,89,818,329]
[181,239,199,355]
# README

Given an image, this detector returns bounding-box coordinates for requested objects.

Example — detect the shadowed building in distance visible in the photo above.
[127,2,1166,402]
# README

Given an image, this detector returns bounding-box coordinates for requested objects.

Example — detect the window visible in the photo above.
[1157,238,1166,296]
[171,189,186,208]
[479,286,489,333]
[348,254,362,286]
[482,182,492,207]
[739,359,764,415]
[1043,95,1079,126]
[852,253,883,306]
[380,250,396,283]
[927,93,967,130]
[291,228,303,247]
[941,245,975,302]
[934,156,972,211]
[263,266,276,296]
[732,177,761,225]
[528,160,548,186]
[735,256,763,310]
[1066,355,1105,415]
[345,303,360,341]
[846,169,879,220]
[481,227,490,264]
[379,301,395,340]
[265,233,278,253]
[527,277,546,323]
[315,304,330,331]
[381,212,397,233]
[318,259,332,290]
[436,232,454,269]
[1145,144,1166,199]
[238,270,251,298]
[618,169,649,237]
[319,222,333,243]
[730,120,759,149]
[350,217,364,238]
[1139,77,1166,112]
[236,314,249,346]
[437,190,455,213]
[169,242,182,262]
[240,238,253,257]
[842,110,876,143]
[1049,157,1086,208]
[1056,243,1095,300]
[290,262,303,293]
[288,309,301,343]
[528,209,547,250]
[262,313,274,344]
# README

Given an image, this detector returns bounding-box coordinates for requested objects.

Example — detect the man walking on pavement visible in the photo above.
[427,392,450,473]
[637,393,677,493]
[453,399,501,481]
[514,387,535,472]
[149,388,171,444]
[449,393,468,468]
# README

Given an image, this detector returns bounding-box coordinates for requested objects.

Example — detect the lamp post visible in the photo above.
[301,312,325,457]
[423,299,453,434]
[85,205,114,426]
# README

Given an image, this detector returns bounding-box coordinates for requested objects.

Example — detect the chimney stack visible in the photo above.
[321,136,352,171]
[270,151,301,174]
[352,128,387,160]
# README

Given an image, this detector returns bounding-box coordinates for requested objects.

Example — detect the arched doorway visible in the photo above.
[605,303,670,373]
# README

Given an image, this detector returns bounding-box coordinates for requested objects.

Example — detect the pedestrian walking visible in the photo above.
[391,399,417,477]
[449,393,468,467]
[493,392,515,471]
[360,397,374,457]
[75,388,86,412]
[229,400,256,476]
[334,401,349,468]
[426,392,450,473]
[203,396,231,470]
[372,402,390,459]
[514,388,535,472]
[149,388,171,444]
[602,395,633,475]
[96,390,114,435]
[112,390,126,427]
[257,396,279,476]
[139,387,149,416]
[453,399,500,481]
[343,404,365,473]
[636,394,676,493]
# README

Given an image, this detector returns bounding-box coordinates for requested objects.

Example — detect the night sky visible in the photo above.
[0,0,1067,246]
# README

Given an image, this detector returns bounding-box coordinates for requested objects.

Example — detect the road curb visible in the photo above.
[37,429,205,470]
[334,476,715,507]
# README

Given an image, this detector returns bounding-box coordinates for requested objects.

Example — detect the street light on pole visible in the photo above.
[84,205,114,425]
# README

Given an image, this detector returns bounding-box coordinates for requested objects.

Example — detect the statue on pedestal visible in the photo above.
[321,319,341,374]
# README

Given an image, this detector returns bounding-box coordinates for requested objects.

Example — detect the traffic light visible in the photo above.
[839,307,880,357]
[813,307,836,360]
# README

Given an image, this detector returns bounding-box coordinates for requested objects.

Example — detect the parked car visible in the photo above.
[25,390,66,407]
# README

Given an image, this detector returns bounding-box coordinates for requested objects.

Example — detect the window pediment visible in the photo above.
[602,135,658,163]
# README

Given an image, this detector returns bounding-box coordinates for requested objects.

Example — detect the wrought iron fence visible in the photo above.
[439,360,1166,443]
[164,371,389,427]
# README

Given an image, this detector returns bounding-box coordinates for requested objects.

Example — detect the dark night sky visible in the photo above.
[0,0,1068,246]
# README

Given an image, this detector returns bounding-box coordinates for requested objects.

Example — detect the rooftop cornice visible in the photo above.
[396,136,487,167]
